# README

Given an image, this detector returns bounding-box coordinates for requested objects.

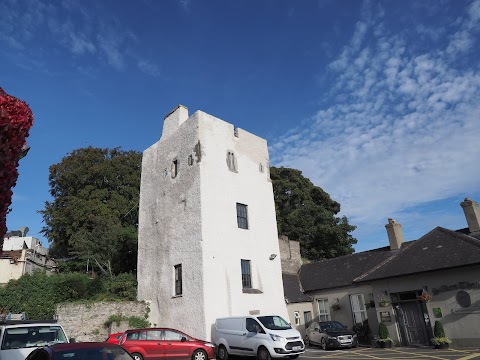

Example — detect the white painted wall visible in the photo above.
[137,106,287,341]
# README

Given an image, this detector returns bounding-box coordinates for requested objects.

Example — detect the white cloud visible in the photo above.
[138,60,162,77]
[270,1,480,245]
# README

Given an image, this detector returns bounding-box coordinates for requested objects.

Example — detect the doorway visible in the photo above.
[391,290,432,346]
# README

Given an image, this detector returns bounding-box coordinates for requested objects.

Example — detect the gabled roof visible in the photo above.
[298,227,480,292]
[356,227,480,282]
[299,246,401,292]
[282,273,312,303]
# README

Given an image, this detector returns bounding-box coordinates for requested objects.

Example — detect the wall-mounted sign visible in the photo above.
[452,307,480,315]
[432,281,480,295]
[380,311,391,322]
[433,308,443,318]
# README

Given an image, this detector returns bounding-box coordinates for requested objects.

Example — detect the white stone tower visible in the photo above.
[137,105,287,341]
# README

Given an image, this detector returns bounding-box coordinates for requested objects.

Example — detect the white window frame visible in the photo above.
[316,298,330,322]
[350,294,368,325]
[294,311,300,326]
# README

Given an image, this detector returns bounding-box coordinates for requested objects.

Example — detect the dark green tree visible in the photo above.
[270,166,357,260]
[40,147,141,275]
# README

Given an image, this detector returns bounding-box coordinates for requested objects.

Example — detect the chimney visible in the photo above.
[162,104,189,139]
[460,198,480,234]
[385,218,404,250]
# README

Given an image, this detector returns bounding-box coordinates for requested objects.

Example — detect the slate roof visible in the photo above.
[297,227,480,292]
[282,273,312,303]
[357,227,480,282]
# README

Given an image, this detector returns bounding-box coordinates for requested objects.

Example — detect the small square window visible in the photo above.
[174,264,182,296]
[237,203,248,229]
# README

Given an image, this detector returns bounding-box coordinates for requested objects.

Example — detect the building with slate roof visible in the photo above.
[280,198,480,348]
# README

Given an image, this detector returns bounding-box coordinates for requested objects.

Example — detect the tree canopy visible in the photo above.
[270,166,357,260]
[40,147,141,275]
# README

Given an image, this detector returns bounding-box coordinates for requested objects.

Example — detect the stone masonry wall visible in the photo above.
[279,235,303,274]
[56,301,149,342]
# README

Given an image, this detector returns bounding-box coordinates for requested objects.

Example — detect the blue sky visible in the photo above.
[2,0,479,253]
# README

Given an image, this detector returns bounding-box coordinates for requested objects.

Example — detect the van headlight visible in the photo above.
[269,334,285,342]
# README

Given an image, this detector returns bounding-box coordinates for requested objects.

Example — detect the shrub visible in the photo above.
[353,319,371,344]
[433,320,445,338]
[431,321,451,345]
[0,271,138,319]
[377,322,393,343]
[104,314,150,329]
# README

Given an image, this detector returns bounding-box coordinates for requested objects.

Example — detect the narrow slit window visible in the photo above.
[171,159,178,178]
[174,264,182,296]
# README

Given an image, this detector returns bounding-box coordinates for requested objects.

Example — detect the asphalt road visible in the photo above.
[298,346,480,360]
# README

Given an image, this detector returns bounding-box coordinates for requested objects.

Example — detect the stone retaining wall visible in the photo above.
[56,301,149,342]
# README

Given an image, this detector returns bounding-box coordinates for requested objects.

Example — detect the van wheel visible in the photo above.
[258,346,271,360]
[193,349,208,360]
[131,353,144,360]
[218,345,229,360]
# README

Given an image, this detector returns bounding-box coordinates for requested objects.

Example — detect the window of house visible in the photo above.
[174,264,182,296]
[303,311,312,328]
[350,294,368,325]
[227,151,237,172]
[317,298,330,322]
[241,259,252,289]
[171,159,178,178]
[294,311,301,326]
[237,203,248,229]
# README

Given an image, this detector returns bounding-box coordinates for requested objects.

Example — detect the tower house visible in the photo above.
[137,105,287,341]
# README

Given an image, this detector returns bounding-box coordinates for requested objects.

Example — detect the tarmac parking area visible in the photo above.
[299,346,480,360]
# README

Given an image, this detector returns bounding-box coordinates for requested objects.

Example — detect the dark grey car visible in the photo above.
[305,321,358,350]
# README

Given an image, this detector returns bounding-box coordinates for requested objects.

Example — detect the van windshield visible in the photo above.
[257,316,292,330]
[1,325,68,350]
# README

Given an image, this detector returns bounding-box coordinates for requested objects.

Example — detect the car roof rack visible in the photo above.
[0,313,57,325]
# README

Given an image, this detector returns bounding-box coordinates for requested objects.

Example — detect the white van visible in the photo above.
[213,315,305,360]
[0,320,71,360]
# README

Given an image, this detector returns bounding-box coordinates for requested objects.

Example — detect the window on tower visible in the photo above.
[227,151,237,172]
[174,264,182,296]
[241,259,252,289]
[171,159,178,178]
[236,203,248,229]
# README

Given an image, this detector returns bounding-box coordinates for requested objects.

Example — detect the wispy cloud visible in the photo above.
[270,0,480,247]
[0,0,159,75]
[137,60,162,78]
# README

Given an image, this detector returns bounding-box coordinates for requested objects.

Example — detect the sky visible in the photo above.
[1,0,479,253]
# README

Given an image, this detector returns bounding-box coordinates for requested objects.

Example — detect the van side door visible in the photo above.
[241,318,263,356]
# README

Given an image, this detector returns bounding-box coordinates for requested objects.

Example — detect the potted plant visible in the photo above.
[379,296,390,307]
[377,322,393,348]
[418,290,432,303]
[431,321,451,349]
[331,303,341,311]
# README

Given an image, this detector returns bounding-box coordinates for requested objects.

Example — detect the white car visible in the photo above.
[213,315,305,360]
[0,320,71,360]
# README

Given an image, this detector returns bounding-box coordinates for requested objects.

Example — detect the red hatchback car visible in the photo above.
[119,328,216,360]
[107,332,125,344]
